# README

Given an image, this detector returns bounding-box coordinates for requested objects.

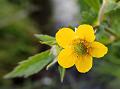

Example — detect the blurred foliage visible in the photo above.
[0,0,39,79]
[96,3,120,79]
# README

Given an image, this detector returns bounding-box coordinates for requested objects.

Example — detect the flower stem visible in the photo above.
[97,0,108,25]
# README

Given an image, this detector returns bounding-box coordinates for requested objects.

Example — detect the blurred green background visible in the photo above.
[0,0,120,89]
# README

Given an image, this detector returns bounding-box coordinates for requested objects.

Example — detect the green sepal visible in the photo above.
[58,66,66,82]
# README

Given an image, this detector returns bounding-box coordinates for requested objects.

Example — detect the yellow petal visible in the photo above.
[75,55,93,73]
[76,24,95,42]
[89,41,108,58]
[56,28,75,48]
[57,48,76,68]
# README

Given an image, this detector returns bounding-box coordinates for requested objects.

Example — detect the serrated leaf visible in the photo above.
[34,34,56,46]
[4,50,54,78]
[58,66,66,82]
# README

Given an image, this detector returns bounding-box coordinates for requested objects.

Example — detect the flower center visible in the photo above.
[74,42,87,55]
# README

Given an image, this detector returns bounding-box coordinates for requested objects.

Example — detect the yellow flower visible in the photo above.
[56,24,108,73]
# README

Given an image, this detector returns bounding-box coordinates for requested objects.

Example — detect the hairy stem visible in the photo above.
[98,0,108,25]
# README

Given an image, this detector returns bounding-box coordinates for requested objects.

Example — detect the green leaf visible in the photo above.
[34,34,56,46]
[96,23,112,44]
[4,50,54,78]
[105,1,120,14]
[108,9,120,38]
[83,0,100,12]
[58,66,66,82]
[78,0,98,24]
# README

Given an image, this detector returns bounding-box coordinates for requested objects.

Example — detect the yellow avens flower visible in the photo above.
[56,24,108,73]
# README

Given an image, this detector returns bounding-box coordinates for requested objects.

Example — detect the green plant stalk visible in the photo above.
[98,0,108,25]
[96,0,119,42]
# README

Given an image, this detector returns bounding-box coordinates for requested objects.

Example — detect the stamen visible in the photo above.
[74,42,87,55]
